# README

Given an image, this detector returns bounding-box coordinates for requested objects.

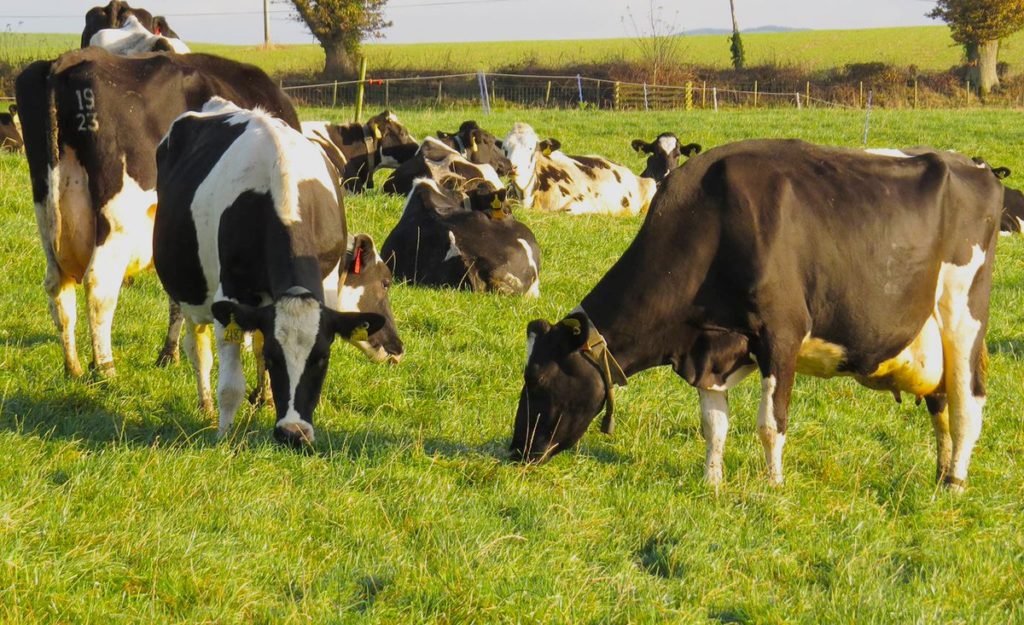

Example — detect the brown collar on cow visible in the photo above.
[571,316,628,435]
[362,127,377,173]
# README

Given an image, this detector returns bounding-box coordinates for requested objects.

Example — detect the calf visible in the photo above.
[89,14,190,55]
[16,47,299,378]
[382,137,504,195]
[81,0,177,47]
[437,121,512,176]
[381,177,540,296]
[511,139,1002,492]
[504,122,656,215]
[631,133,701,181]
[154,99,389,446]
[302,111,418,193]
[0,105,21,152]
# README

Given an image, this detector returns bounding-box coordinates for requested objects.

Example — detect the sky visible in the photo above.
[0,1,942,45]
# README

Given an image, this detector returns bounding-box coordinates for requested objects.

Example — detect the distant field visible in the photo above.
[3,25,1023,82]
[1,108,1024,622]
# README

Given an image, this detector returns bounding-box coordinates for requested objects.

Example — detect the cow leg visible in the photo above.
[182,317,214,416]
[925,394,952,483]
[214,322,246,438]
[44,267,84,378]
[83,240,132,377]
[155,298,184,367]
[247,329,274,407]
[698,388,729,487]
[757,351,798,485]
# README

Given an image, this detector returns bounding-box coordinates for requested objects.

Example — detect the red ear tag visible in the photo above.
[154,26,161,35]
[353,247,363,274]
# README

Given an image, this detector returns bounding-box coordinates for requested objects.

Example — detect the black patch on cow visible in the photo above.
[537,165,572,193]
[612,169,621,183]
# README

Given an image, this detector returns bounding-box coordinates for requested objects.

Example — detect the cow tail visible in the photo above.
[44,70,62,250]
[266,118,300,224]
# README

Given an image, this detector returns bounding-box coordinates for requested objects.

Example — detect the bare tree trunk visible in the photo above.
[976,39,1000,96]
[323,40,356,77]
[729,0,744,70]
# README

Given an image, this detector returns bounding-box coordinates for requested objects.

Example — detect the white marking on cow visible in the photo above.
[444,231,462,261]
[517,238,540,298]
[707,364,756,391]
[338,285,364,312]
[504,123,541,204]
[865,148,912,159]
[274,297,321,441]
[757,374,785,484]
[657,134,678,156]
[89,15,190,56]
[321,261,341,309]
[420,137,504,188]
[213,319,246,436]
[698,388,729,486]
[526,332,537,362]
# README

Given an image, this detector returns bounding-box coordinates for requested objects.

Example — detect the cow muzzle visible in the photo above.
[273,420,315,448]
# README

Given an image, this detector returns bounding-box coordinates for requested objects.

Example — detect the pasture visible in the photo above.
[1,107,1024,623]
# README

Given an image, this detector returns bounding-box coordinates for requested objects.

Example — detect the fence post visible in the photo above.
[862,89,873,146]
[805,81,810,108]
[753,80,758,107]
[795,92,801,110]
[965,81,970,106]
[545,80,552,106]
[331,80,338,109]
[614,81,620,110]
[576,74,584,107]
[685,81,693,111]
[595,78,601,109]
[477,71,491,115]
[713,86,718,112]
[643,82,649,111]
[859,81,864,108]
[354,57,368,122]
[913,80,918,109]
[437,80,443,106]
[702,80,707,108]
[385,79,390,108]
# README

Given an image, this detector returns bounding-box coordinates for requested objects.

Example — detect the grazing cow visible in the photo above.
[302,111,419,193]
[381,177,541,296]
[510,139,1002,492]
[382,136,504,195]
[631,133,701,181]
[0,105,21,152]
[15,47,300,378]
[81,0,177,47]
[503,122,656,215]
[89,15,190,55]
[154,99,389,446]
[437,120,512,176]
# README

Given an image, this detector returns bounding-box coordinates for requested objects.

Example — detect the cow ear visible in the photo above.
[326,311,385,342]
[539,138,561,156]
[494,139,503,149]
[420,139,453,163]
[527,319,552,340]
[211,300,267,333]
[8,105,17,116]
[681,143,702,156]
[350,233,378,270]
[631,139,651,153]
[436,130,452,140]
[993,167,1012,179]
[557,312,592,352]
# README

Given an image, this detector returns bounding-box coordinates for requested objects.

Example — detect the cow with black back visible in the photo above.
[382,136,505,196]
[0,106,21,152]
[381,176,541,296]
[302,111,419,193]
[82,0,178,47]
[511,139,1002,492]
[631,133,702,181]
[154,98,396,447]
[504,122,656,215]
[15,47,300,378]
[437,121,512,176]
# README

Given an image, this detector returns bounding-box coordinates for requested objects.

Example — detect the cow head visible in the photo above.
[438,121,512,176]
[82,0,156,47]
[366,111,418,168]
[504,122,560,207]
[511,312,620,462]
[974,156,1024,234]
[212,294,384,448]
[338,234,404,363]
[0,105,22,153]
[151,16,178,38]
[631,133,701,181]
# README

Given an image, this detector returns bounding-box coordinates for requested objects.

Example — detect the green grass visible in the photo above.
[2,108,1024,623]
[4,25,1024,82]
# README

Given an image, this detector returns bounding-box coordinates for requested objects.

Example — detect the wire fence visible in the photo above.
[281,71,928,113]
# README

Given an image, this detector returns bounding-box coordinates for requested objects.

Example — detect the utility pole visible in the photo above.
[263,0,271,47]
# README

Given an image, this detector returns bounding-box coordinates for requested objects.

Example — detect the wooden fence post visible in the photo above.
[702,80,707,108]
[806,81,810,108]
[354,57,367,122]
[331,80,338,109]
[685,81,693,111]
[713,86,718,112]
[753,80,758,107]
[545,80,552,106]
[614,81,621,110]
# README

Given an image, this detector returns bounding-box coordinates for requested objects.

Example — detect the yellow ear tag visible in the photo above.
[491,196,502,209]
[542,146,552,156]
[372,124,382,140]
[349,322,370,343]
[560,318,582,335]
[224,314,244,345]
[470,136,479,153]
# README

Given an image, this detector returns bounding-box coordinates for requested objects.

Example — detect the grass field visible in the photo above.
[1,108,1024,623]
[3,25,1024,81]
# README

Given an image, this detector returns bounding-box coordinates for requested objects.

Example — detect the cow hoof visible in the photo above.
[91,361,116,379]
[155,350,179,367]
[942,475,967,493]
[273,424,314,449]
[704,466,724,489]
[200,397,215,416]
[65,362,86,378]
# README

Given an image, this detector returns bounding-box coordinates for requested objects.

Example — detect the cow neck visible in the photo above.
[362,126,377,173]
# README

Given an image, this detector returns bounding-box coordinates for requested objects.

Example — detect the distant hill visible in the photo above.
[682,25,811,36]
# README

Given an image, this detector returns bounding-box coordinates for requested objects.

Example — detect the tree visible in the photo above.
[622,1,683,85]
[728,0,744,70]
[928,0,1024,95]
[287,0,391,77]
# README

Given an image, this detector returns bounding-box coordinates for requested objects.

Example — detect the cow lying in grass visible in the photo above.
[381,176,541,297]
[437,121,512,176]
[0,106,21,152]
[631,133,702,181]
[154,99,400,446]
[382,137,505,195]
[511,139,1002,492]
[302,111,419,193]
[504,122,656,215]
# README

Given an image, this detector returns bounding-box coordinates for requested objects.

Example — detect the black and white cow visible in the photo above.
[154,99,391,447]
[381,136,505,195]
[504,122,656,215]
[631,133,702,181]
[970,158,1024,234]
[437,120,512,176]
[0,105,21,152]
[15,46,300,378]
[381,177,541,296]
[89,14,190,55]
[511,139,1002,492]
[302,111,419,193]
[81,0,177,48]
